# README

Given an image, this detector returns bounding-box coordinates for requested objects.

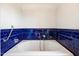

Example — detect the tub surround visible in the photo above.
[1,28,79,56]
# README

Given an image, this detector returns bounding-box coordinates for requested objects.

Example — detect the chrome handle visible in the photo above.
[3,25,14,42]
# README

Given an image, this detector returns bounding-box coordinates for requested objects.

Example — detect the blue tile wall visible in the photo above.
[1,29,23,56]
[0,35,1,56]
[1,28,79,56]
[0,30,1,56]
[56,29,79,56]
[1,28,56,56]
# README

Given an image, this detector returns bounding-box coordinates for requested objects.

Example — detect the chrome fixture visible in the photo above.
[3,25,14,42]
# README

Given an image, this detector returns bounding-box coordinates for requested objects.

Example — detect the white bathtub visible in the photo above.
[4,40,73,56]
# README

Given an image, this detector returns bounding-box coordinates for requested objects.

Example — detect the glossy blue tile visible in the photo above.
[1,28,79,56]
[57,29,79,56]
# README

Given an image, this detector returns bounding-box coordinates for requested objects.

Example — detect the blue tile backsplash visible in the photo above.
[0,28,79,56]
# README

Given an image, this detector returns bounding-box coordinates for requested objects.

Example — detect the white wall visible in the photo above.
[57,4,79,29]
[0,4,23,29]
[20,4,57,28]
[0,4,57,29]
[0,4,79,29]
